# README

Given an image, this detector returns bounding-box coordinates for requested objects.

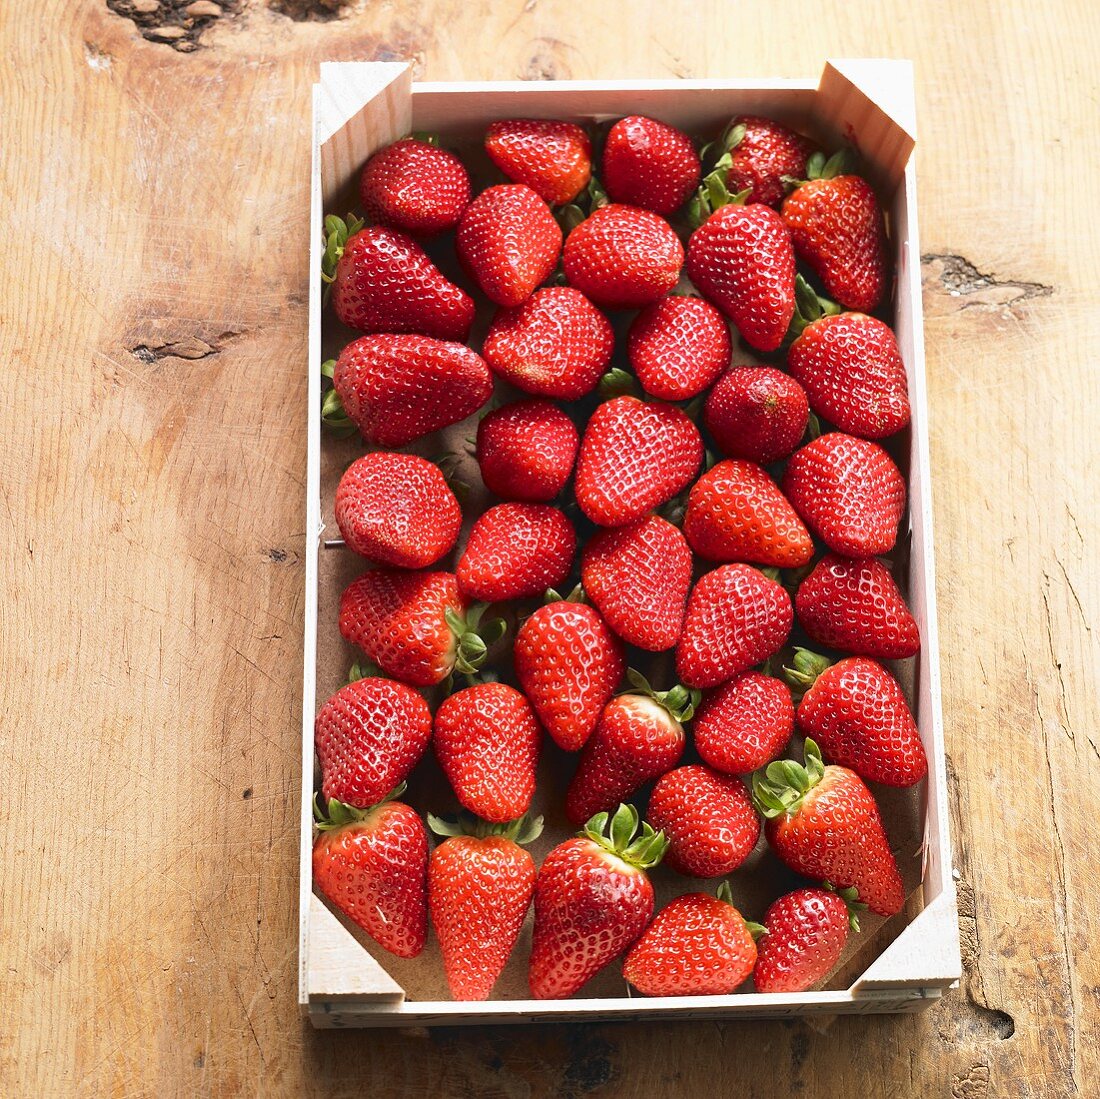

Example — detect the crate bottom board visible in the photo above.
[307,987,947,1028]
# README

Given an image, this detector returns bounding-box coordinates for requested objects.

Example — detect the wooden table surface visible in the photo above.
[2,2,1097,1095]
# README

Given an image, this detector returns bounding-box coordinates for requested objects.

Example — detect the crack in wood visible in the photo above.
[269,0,351,19]
[104,0,240,52]
[126,329,241,363]
[921,253,1054,312]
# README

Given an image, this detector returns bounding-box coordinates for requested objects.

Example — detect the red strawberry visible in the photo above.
[676,564,793,688]
[334,452,461,569]
[686,196,796,352]
[782,433,906,556]
[427,813,543,1000]
[646,764,761,877]
[314,677,432,808]
[485,119,592,206]
[529,804,666,998]
[704,366,809,465]
[788,304,909,439]
[434,683,541,823]
[785,649,927,787]
[623,882,760,996]
[693,671,795,774]
[626,296,731,401]
[563,204,684,310]
[456,503,576,602]
[482,287,613,400]
[476,399,579,502]
[574,396,702,527]
[781,154,888,312]
[683,459,813,567]
[456,184,562,306]
[514,598,624,751]
[581,515,692,651]
[718,115,814,209]
[565,670,693,825]
[602,115,700,215]
[795,553,919,659]
[339,570,503,687]
[327,334,492,448]
[313,794,428,958]
[323,222,474,342]
[753,886,861,993]
[358,136,470,238]
[752,739,905,916]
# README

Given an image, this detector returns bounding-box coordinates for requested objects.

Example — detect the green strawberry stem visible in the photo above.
[320,213,365,304]
[687,167,751,229]
[427,810,545,845]
[823,881,868,933]
[751,738,827,819]
[783,647,833,697]
[320,358,357,438]
[784,274,844,345]
[313,785,406,831]
[347,658,382,683]
[598,367,641,400]
[410,131,441,146]
[545,584,586,605]
[556,177,609,231]
[699,119,747,169]
[781,147,858,194]
[581,803,668,869]
[622,668,701,723]
[446,603,508,684]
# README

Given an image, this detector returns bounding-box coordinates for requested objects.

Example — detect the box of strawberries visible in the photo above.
[300,60,962,1027]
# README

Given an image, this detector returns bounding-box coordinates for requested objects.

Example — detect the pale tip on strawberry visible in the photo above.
[623,667,701,725]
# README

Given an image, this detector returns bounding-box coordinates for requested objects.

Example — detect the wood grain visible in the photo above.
[1,1,1096,1095]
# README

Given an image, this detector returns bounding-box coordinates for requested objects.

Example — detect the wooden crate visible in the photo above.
[300,59,961,1028]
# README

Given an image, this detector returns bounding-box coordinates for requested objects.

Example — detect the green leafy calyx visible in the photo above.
[751,739,826,819]
[622,667,701,723]
[581,803,667,870]
[427,810,544,845]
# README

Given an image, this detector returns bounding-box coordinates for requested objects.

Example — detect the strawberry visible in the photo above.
[322,221,474,342]
[434,683,541,823]
[693,671,795,774]
[562,204,684,310]
[529,803,666,998]
[514,598,624,751]
[626,295,731,401]
[784,649,927,787]
[781,152,888,313]
[334,452,461,569]
[456,503,576,602]
[581,515,692,651]
[456,184,562,306]
[476,398,579,502]
[787,295,910,439]
[622,882,761,996]
[782,433,906,556]
[427,812,543,1000]
[314,677,432,808]
[753,885,861,993]
[676,564,793,688]
[564,670,694,825]
[795,553,919,659]
[339,570,504,687]
[482,286,613,400]
[602,115,700,215]
[358,136,470,238]
[485,119,592,206]
[752,738,905,916]
[312,792,428,958]
[683,459,813,567]
[326,334,492,448]
[686,190,796,352]
[574,396,702,527]
[646,764,761,877]
[715,115,814,209]
[703,366,809,465]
